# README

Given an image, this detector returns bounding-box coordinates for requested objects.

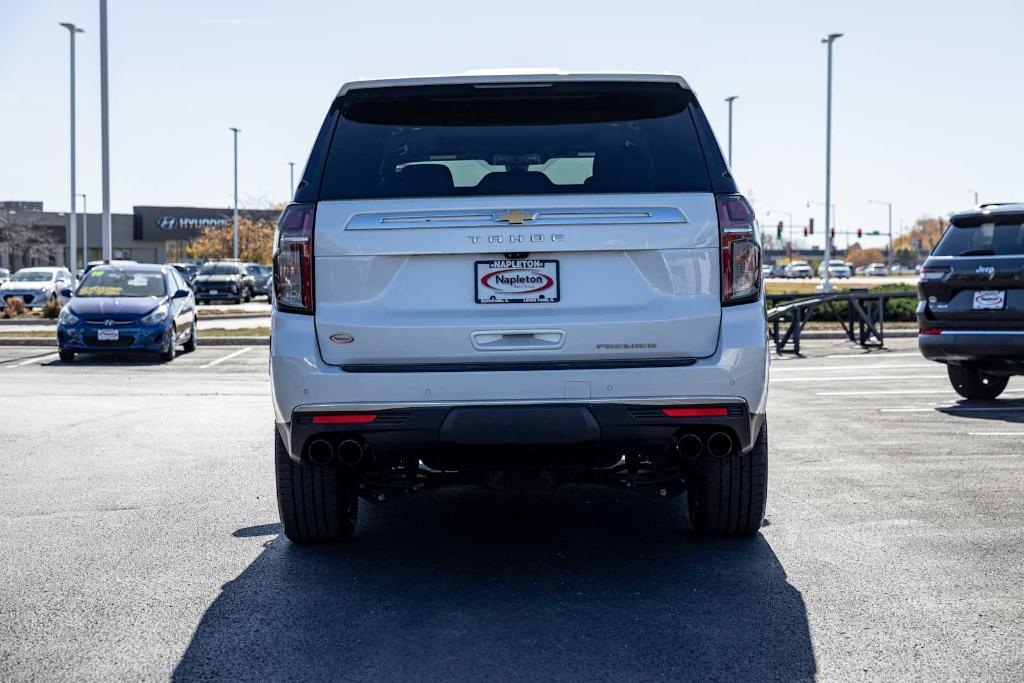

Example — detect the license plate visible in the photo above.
[973,290,1005,310]
[97,329,119,341]
[475,259,559,304]
[209,289,219,295]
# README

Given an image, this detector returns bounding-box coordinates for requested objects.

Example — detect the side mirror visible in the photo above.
[173,289,189,299]
[61,288,73,298]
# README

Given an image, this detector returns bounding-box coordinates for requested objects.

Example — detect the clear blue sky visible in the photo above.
[2,0,1022,250]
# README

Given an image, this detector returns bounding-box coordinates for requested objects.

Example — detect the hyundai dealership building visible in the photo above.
[0,201,279,271]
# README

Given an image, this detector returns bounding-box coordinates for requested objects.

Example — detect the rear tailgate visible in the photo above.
[313,193,720,368]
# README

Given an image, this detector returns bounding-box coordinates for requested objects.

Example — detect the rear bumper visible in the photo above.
[283,400,763,468]
[919,330,1024,369]
[271,301,770,461]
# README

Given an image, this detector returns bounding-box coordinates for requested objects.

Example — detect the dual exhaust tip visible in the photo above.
[674,431,735,460]
[307,437,367,467]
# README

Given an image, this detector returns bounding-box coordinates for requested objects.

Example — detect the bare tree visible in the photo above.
[0,211,63,269]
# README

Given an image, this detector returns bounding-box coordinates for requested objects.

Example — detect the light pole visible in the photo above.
[968,189,979,207]
[78,193,88,270]
[868,199,894,270]
[819,32,843,293]
[60,22,84,272]
[230,127,240,260]
[725,96,738,167]
[288,161,295,199]
[99,0,112,260]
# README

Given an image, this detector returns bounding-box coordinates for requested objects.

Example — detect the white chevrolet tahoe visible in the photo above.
[270,72,769,543]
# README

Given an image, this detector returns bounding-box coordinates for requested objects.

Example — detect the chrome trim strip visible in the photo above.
[347,207,686,230]
[294,396,748,413]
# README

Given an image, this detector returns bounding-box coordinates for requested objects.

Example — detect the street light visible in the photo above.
[99,0,112,261]
[819,32,843,293]
[868,199,894,270]
[724,96,738,167]
[78,193,88,271]
[288,161,295,199]
[230,127,240,260]
[60,22,84,272]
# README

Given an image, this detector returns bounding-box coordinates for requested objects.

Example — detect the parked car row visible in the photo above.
[0,259,272,311]
[761,260,901,278]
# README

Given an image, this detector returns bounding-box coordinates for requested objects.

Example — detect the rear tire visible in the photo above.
[947,365,1008,400]
[687,419,768,536]
[275,430,359,544]
[59,350,74,362]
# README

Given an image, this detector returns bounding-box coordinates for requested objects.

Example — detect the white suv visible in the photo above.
[270,72,769,543]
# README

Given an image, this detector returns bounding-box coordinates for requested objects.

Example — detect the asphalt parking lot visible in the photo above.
[1,340,1022,680]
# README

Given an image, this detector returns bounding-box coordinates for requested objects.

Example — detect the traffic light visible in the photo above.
[803,227,808,237]
[857,228,863,238]
[808,218,815,235]
[830,228,836,238]
[777,221,784,239]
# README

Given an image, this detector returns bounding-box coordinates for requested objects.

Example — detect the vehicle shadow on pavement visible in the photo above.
[174,487,816,681]
[937,399,1024,423]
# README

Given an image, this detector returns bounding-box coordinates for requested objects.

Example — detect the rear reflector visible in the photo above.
[661,407,729,417]
[311,414,377,425]
[919,328,943,336]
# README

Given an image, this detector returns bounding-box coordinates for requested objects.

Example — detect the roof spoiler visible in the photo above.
[950,209,1024,228]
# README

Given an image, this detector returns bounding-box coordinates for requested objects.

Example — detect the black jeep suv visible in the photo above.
[192,261,256,305]
[918,203,1024,399]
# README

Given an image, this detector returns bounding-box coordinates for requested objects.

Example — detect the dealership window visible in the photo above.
[165,240,190,263]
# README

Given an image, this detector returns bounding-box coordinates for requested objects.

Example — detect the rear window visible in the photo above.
[933,221,1024,256]
[318,82,712,200]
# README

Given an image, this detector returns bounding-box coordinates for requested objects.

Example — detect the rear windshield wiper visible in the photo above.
[957,249,996,256]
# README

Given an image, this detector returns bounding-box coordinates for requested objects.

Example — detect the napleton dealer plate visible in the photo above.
[475,259,560,304]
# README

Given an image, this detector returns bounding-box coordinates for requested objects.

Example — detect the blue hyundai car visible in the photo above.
[57,263,197,362]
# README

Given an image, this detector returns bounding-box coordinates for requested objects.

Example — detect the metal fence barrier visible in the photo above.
[765,290,917,354]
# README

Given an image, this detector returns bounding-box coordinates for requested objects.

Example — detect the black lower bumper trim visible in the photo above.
[285,402,759,468]
[340,357,697,373]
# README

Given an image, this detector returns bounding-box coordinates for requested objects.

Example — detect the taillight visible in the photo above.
[717,194,761,305]
[919,328,942,336]
[919,267,950,282]
[273,203,315,313]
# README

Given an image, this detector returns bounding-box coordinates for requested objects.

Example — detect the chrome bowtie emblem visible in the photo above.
[496,210,537,225]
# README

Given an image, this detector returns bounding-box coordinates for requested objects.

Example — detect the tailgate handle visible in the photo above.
[471,329,566,351]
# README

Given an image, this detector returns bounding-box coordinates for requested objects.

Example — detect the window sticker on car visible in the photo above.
[77,286,123,297]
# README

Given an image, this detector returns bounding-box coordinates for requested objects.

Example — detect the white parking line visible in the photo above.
[200,347,253,369]
[774,374,943,383]
[968,432,1024,436]
[817,388,1024,397]
[772,363,933,373]
[5,353,59,368]
[823,351,921,359]
[882,406,1024,413]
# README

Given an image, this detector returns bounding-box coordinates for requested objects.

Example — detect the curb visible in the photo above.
[0,337,269,347]
[795,330,917,340]
[0,313,269,326]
